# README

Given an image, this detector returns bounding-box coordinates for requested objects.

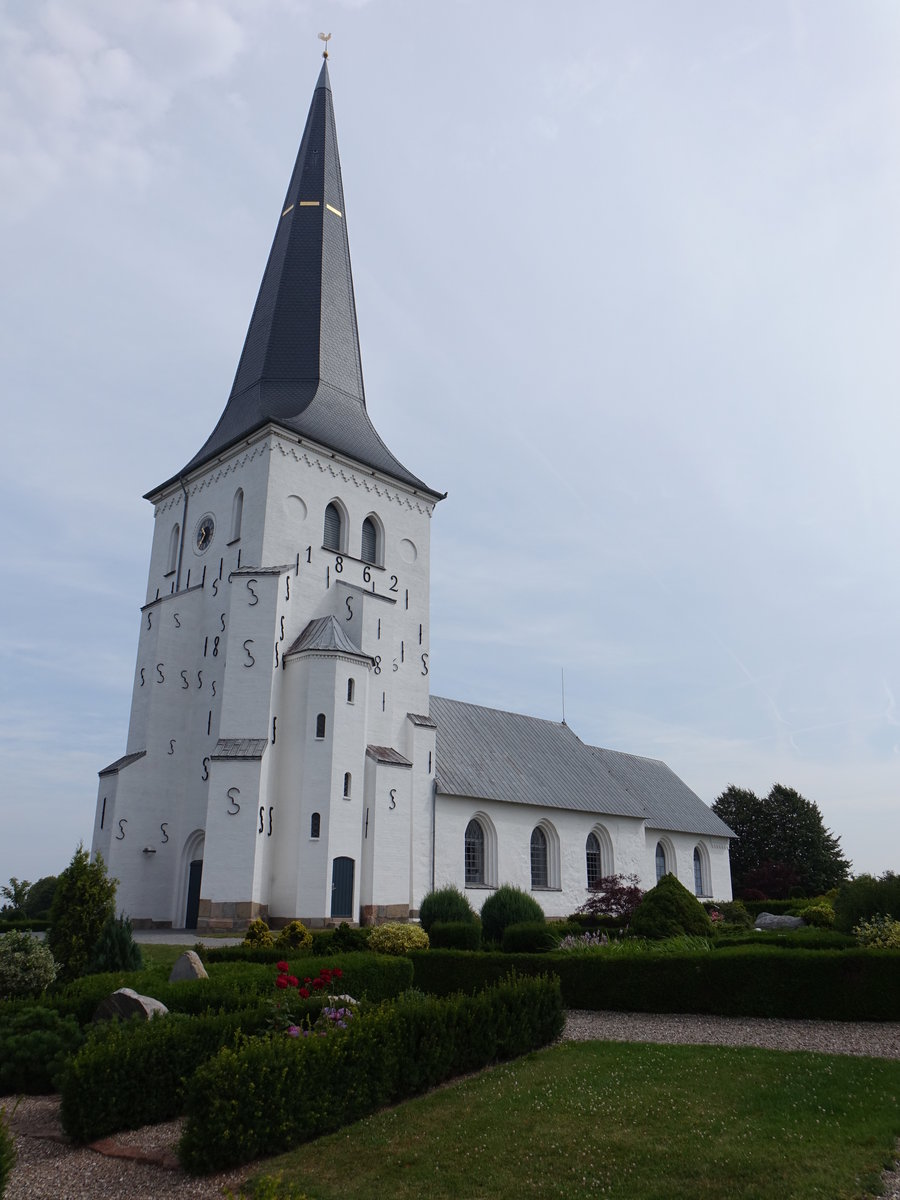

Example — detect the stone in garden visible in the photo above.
[168,950,209,982]
[93,987,169,1023]
[754,912,805,931]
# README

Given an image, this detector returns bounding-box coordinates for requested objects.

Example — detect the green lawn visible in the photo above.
[243,1041,900,1200]
[135,943,188,972]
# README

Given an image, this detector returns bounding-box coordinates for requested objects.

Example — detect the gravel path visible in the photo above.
[5,1011,900,1199]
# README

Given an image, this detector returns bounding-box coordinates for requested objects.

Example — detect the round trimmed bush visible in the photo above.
[479,885,545,945]
[418,886,477,933]
[0,1005,83,1093]
[0,930,58,998]
[368,923,430,955]
[243,918,274,948]
[800,903,834,929]
[275,921,312,952]
[629,874,712,940]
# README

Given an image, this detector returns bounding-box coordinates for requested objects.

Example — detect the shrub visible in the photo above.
[178,973,564,1174]
[480,886,545,944]
[368,923,429,956]
[629,874,712,940]
[716,900,753,928]
[47,845,117,982]
[243,918,274,948]
[834,873,900,933]
[418,886,477,933]
[274,921,312,952]
[0,1006,83,1094]
[502,921,559,953]
[0,931,57,999]
[429,920,482,951]
[87,915,143,974]
[0,1104,15,1198]
[576,874,644,922]
[853,915,900,949]
[800,903,835,929]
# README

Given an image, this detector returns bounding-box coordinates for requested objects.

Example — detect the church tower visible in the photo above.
[92,59,443,931]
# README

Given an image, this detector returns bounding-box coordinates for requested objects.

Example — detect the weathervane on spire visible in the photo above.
[318,32,332,59]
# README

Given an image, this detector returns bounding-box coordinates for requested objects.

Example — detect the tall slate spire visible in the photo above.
[170,60,438,497]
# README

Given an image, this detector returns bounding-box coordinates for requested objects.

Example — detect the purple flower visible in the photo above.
[286,1025,300,1038]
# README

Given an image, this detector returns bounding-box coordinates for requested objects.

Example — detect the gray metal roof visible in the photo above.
[99,750,146,777]
[407,712,437,728]
[212,738,268,760]
[430,696,733,838]
[286,614,369,659]
[366,745,412,767]
[149,61,441,502]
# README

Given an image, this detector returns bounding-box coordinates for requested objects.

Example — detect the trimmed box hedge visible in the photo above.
[179,972,564,1174]
[41,953,411,1026]
[410,948,900,1021]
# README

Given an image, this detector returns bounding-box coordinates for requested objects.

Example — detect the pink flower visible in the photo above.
[276,960,290,972]
[298,987,310,999]
[286,1025,300,1038]
[275,976,289,990]
[287,975,299,987]
[312,977,324,990]
[332,968,343,978]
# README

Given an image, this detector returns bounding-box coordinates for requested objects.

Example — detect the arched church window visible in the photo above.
[531,826,548,889]
[693,847,705,896]
[167,523,180,575]
[655,842,667,883]
[346,678,355,703]
[230,488,244,542]
[310,812,321,839]
[586,832,602,889]
[343,772,352,799]
[465,818,485,885]
[361,515,380,565]
[324,502,343,552]
[315,713,326,740]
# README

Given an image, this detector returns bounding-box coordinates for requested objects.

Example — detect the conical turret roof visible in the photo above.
[153,60,439,499]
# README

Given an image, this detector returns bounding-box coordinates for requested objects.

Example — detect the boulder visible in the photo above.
[754,912,805,931]
[168,950,209,982]
[93,987,169,1023]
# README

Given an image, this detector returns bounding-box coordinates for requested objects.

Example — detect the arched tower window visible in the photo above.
[531,826,548,889]
[324,502,343,552]
[655,841,667,883]
[343,772,352,799]
[230,488,244,541]
[586,832,602,888]
[167,523,180,574]
[361,515,382,565]
[310,812,321,839]
[346,678,355,703]
[465,818,485,885]
[315,713,326,739]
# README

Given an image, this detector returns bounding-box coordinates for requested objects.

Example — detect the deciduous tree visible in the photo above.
[712,783,850,898]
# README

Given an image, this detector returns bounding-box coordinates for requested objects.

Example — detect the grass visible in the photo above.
[136,943,188,972]
[242,1041,900,1200]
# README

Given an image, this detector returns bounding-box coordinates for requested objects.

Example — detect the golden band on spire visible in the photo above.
[318,32,331,59]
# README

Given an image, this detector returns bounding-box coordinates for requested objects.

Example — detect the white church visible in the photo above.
[92,59,733,931]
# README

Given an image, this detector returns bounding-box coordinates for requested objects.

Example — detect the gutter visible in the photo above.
[175,477,189,592]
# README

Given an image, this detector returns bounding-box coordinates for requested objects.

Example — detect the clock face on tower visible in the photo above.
[194,514,215,553]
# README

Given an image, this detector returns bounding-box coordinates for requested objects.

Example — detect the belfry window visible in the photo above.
[530,827,548,889]
[324,503,342,552]
[230,488,243,542]
[315,713,326,740]
[310,812,321,839]
[465,819,485,885]
[346,678,355,703]
[361,516,379,565]
[166,523,180,575]
[343,772,352,799]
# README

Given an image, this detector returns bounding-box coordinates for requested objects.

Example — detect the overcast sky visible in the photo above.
[2,0,899,890]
